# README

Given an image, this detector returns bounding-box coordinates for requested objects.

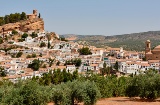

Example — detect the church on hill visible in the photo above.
[145,40,160,60]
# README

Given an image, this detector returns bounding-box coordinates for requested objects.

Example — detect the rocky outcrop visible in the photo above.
[0,18,44,33]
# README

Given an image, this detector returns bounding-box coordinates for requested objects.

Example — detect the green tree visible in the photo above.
[46,33,51,49]
[78,47,92,55]
[100,62,111,75]
[30,32,38,38]
[1,47,12,55]
[56,61,60,66]
[14,13,21,22]
[4,15,10,24]
[49,58,54,67]
[51,83,71,105]
[0,38,3,44]
[39,53,42,57]
[0,67,6,77]
[12,30,18,35]
[126,69,160,99]
[114,61,119,71]
[75,59,82,67]
[100,62,107,75]
[78,81,101,105]
[112,76,127,97]
[28,59,40,71]
[0,17,5,26]
[32,53,37,58]
[72,70,79,80]
[38,13,41,18]
[91,75,114,98]
[42,64,47,68]
[20,12,27,20]
[18,38,24,42]
[60,37,68,42]
[16,52,23,58]
[26,54,31,58]
[40,42,46,47]
[21,80,51,105]
[48,41,51,49]
[51,80,100,105]
[0,84,24,105]
[21,33,28,39]
[65,58,82,67]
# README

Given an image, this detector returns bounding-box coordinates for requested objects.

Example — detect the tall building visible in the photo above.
[145,40,160,60]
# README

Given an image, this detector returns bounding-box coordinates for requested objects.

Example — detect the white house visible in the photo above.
[66,65,76,73]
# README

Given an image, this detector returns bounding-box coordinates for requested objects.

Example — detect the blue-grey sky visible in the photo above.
[1,0,160,35]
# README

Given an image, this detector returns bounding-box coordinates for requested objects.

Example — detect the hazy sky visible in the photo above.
[1,0,160,35]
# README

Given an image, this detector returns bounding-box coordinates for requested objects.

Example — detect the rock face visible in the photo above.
[0,10,44,34]
[49,32,59,39]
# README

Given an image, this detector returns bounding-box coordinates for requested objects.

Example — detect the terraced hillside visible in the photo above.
[60,31,160,51]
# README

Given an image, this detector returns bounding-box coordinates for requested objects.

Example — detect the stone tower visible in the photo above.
[33,10,37,17]
[145,40,151,54]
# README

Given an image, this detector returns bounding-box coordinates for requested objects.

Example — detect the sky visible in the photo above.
[1,0,160,35]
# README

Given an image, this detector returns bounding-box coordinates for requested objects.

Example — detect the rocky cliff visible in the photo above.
[0,18,44,33]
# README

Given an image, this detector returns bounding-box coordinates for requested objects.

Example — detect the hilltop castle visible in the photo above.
[145,40,160,60]
[0,9,44,34]
[27,10,38,19]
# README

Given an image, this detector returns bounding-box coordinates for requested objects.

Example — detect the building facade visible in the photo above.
[145,40,160,60]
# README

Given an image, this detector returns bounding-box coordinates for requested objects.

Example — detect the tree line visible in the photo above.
[0,69,160,105]
[0,12,27,26]
[64,58,82,67]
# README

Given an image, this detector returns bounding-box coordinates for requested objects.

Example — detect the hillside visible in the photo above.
[0,10,44,34]
[60,31,160,51]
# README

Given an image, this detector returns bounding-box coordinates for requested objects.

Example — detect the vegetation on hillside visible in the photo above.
[78,47,92,55]
[61,31,160,51]
[64,58,82,67]
[0,69,160,104]
[0,12,27,25]
[59,37,68,42]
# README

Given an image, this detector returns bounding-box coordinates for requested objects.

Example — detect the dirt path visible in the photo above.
[96,97,160,105]
[48,97,160,105]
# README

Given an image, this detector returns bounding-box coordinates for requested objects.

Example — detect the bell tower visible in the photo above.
[145,40,151,54]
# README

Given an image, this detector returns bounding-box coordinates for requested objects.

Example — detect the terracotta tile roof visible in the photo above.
[108,48,120,51]
[140,63,150,66]
[51,66,66,70]
[148,60,160,63]
[25,72,33,76]
[21,73,26,77]
[90,64,98,66]
[7,75,16,79]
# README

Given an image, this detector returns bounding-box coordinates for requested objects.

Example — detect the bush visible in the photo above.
[40,42,46,47]
[22,33,28,39]
[31,32,38,38]
[16,52,23,58]
[32,53,37,58]
[26,54,31,58]
[51,80,100,105]
[65,58,82,67]
[12,30,18,35]
[78,47,92,55]
[126,70,160,99]
[21,80,51,105]
[1,69,160,105]
[0,38,3,44]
